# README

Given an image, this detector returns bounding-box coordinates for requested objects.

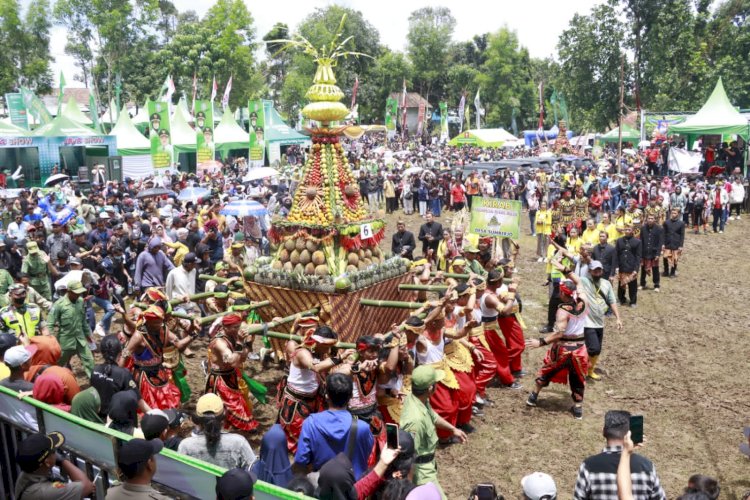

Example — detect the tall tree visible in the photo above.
[406,6,456,105]
[368,50,413,121]
[263,23,291,101]
[0,0,52,94]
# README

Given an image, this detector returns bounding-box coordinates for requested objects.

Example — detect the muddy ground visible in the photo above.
[73,203,750,499]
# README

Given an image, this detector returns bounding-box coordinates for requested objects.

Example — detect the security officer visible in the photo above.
[0,284,48,343]
[48,280,94,377]
[6,274,53,311]
[14,431,94,499]
[106,439,170,500]
[21,241,53,300]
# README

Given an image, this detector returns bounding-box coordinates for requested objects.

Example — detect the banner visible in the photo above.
[667,147,701,174]
[20,87,52,125]
[385,97,398,137]
[439,101,448,142]
[468,197,521,239]
[416,100,426,136]
[195,100,215,171]
[148,100,173,170]
[5,93,28,129]
[248,100,265,167]
[457,94,466,133]
[474,88,484,129]
[89,90,100,133]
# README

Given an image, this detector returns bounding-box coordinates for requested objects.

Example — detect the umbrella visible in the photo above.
[623,148,636,156]
[219,199,267,217]
[177,187,210,202]
[538,152,556,158]
[638,140,651,148]
[402,166,424,177]
[243,167,280,182]
[136,187,176,199]
[44,174,69,187]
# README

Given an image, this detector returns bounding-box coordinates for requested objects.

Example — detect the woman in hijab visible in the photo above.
[251,424,292,488]
[107,390,138,435]
[71,387,104,424]
[32,373,71,411]
[317,447,401,500]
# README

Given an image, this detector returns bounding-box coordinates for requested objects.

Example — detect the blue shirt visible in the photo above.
[294,409,374,480]
[134,249,175,289]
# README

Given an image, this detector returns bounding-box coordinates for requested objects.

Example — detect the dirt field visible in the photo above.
[72,205,750,499]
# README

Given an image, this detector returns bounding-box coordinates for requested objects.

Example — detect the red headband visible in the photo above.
[559,282,575,296]
[222,313,242,326]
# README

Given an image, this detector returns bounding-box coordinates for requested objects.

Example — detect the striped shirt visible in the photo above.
[574,445,666,500]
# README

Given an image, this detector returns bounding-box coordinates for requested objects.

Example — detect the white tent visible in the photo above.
[214,109,249,153]
[109,106,152,179]
[99,99,120,125]
[175,97,194,123]
[132,102,150,127]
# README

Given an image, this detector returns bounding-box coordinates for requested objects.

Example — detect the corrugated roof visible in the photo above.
[388,92,432,109]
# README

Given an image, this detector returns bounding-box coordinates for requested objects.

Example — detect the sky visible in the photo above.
[52,0,603,88]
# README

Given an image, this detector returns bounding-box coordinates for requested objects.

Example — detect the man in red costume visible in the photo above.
[205,313,259,432]
[119,305,197,410]
[480,270,521,389]
[496,267,527,379]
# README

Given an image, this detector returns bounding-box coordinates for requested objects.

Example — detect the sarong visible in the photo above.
[535,342,588,402]
[276,381,321,452]
[205,368,259,432]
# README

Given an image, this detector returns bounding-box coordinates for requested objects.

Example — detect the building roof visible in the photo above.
[388,92,432,109]
[41,88,91,110]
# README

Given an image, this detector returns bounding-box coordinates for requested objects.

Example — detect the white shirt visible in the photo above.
[7,221,29,240]
[165,265,196,300]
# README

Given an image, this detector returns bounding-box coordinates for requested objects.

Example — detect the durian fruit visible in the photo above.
[304,263,316,275]
[312,251,326,266]
[347,253,359,266]
[284,239,296,252]
[299,249,311,265]
[315,264,329,276]
[306,240,318,253]
[295,238,306,251]
[290,250,301,265]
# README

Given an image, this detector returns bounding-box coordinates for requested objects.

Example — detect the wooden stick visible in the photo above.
[199,301,271,325]
[266,331,356,349]
[198,274,244,289]
[398,284,448,291]
[243,308,320,335]
[359,299,424,309]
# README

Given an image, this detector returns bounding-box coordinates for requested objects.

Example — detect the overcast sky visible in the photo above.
[52,0,603,88]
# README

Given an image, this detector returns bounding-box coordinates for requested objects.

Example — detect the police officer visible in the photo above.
[106,439,170,500]
[0,284,48,343]
[14,431,94,499]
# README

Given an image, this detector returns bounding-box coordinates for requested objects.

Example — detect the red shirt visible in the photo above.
[451,184,465,203]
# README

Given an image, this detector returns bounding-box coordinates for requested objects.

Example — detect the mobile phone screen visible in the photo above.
[386,423,399,449]
[629,415,644,444]
[475,484,496,500]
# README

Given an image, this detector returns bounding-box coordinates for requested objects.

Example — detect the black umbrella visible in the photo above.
[136,187,176,199]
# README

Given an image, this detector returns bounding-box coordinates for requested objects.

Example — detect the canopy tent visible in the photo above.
[214,109,249,153]
[170,105,196,152]
[0,120,30,137]
[448,128,517,147]
[262,101,311,164]
[99,99,120,125]
[33,115,98,137]
[131,100,151,130]
[670,78,749,141]
[109,106,150,154]
[599,123,640,143]
[523,126,574,146]
[175,97,194,123]
[62,98,93,126]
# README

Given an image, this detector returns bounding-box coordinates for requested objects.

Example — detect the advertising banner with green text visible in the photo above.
[248,99,265,167]
[148,100,173,170]
[4,93,28,129]
[195,100,216,172]
[440,101,448,142]
[385,97,398,138]
[468,197,521,239]
[20,87,52,125]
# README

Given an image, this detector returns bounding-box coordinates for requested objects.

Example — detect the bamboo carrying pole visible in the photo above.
[429,271,512,283]
[243,308,320,335]
[266,331,356,349]
[199,274,245,289]
[198,301,271,325]
[359,299,424,309]
[399,284,449,291]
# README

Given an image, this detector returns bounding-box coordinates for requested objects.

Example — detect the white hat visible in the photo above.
[521,472,557,500]
[99,212,110,219]
[4,344,37,367]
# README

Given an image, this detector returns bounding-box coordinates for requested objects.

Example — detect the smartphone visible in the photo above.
[629,414,644,444]
[474,483,497,500]
[385,423,399,449]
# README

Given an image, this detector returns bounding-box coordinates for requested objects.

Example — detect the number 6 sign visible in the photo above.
[360,223,374,240]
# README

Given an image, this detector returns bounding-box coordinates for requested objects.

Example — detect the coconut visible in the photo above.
[305,240,318,253]
[312,250,326,266]
[278,248,290,262]
[347,253,359,265]
[299,249,311,265]
[270,261,282,271]
[304,262,316,275]
[305,187,318,199]
[284,239,296,252]
[346,264,358,273]
[335,277,352,291]
[371,256,380,265]
[314,264,329,276]
[290,249,301,265]
[294,263,305,274]
[283,262,294,272]
[362,258,372,267]
[364,249,373,259]
[295,238,306,251]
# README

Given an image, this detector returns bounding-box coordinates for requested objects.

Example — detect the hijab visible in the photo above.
[32,373,71,411]
[250,424,292,488]
[406,482,442,500]
[107,390,138,435]
[71,387,104,424]
[317,453,357,500]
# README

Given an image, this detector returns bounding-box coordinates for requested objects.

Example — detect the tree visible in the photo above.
[368,50,413,121]
[263,23,292,101]
[406,6,456,105]
[0,0,52,94]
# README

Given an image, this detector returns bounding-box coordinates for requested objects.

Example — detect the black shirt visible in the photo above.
[90,363,141,419]
[391,230,416,260]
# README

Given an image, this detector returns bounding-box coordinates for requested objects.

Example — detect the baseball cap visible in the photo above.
[216,468,257,500]
[67,280,87,294]
[411,365,445,391]
[148,237,162,248]
[99,212,110,220]
[25,241,39,254]
[16,432,65,473]
[117,438,163,476]
[214,261,227,271]
[4,344,38,367]
[464,244,479,253]
[0,332,18,352]
[183,252,200,264]
[140,413,170,440]
[68,257,82,266]
[521,472,557,500]
[196,393,224,416]
[9,283,26,295]
[589,260,603,271]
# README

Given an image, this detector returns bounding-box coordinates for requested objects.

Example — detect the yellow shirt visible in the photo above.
[163,241,189,267]
[0,361,9,380]
[614,215,627,239]
[535,210,553,235]
[581,228,600,246]
[597,222,619,242]
[566,236,582,256]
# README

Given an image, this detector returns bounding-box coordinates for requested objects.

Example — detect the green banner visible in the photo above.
[4,93,28,129]
[248,99,265,167]
[439,101,448,141]
[468,197,521,239]
[195,100,215,167]
[385,97,398,132]
[148,100,173,169]
[89,90,100,132]
[20,87,52,125]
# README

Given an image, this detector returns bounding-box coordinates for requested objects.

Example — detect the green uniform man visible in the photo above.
[21,242,53,301]
[399,365,468,500]
[463,245,487,277]
[0,267,14,307]
[48,280,94,377]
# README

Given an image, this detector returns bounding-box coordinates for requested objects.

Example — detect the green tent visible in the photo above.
[109,106,150,155]
[62,98,93,126]
[214,109,248,154]
[0,119,30,136]
[170,105,196,153]
[33,114,97,137]
[599,123,640,143]
[448,128,514,147]
[670,78,748,140]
